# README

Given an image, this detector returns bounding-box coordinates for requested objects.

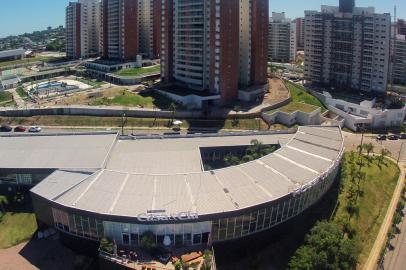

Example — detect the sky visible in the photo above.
[0,0,405,38]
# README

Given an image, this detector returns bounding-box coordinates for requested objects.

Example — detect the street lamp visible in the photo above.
[121,113,127,136]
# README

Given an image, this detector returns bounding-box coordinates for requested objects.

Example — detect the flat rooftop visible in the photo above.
[106,133,294,174]
[31,126,344,218]
[0,132,117,170]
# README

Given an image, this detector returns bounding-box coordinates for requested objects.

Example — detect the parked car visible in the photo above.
[14,126,26,132]
[376,134,387,141]
[28,126,42,133]
[387,135,400,141]
[400,134,406,140]
[0,125,12,132]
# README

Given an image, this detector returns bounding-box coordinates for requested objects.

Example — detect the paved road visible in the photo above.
[383,200,406,270]
[342,132,406,163]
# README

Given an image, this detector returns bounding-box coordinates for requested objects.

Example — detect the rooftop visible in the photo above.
[30,126,344,219]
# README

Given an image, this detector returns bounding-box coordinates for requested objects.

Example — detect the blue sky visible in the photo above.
[0,0,405,38]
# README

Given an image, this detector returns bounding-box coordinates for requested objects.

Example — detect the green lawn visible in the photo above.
[285,81,327,111]
[0,91,14,107]
[0,212,37,248]
[16,86,29,99]
[0,195,37,249]
[266,81,327,115]
[333,154,400,268]
[267,102,319,114]
[92,91,156,107]
[113,65,161,77]
[76,78,106,88]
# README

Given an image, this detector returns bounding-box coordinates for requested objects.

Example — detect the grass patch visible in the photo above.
[0,91,13,103]
[265,81,326,115]
[267,102,319,114]
[333,154,400,268]
[76,77,106,88]
[0,212,37,248]
[0,115,268,131]
[0,195,37,249]
[16,86,29,99]
[113,65,161,77]
[0,56,55,68]
[92,90,155,107]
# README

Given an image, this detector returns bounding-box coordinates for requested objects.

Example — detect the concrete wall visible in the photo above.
[262,107,322,127]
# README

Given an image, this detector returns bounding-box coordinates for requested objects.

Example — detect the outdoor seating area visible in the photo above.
[100,245,208,270]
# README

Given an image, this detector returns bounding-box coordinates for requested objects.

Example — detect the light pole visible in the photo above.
[121,113,127,136]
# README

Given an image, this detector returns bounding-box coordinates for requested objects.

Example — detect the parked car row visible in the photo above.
[376,134,406,141]
[0,125,42,133]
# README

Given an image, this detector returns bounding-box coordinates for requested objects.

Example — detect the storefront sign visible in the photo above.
[137,211,199,222]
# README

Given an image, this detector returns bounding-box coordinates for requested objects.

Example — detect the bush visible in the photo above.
[140,231,156,251]
[99,237,113,254]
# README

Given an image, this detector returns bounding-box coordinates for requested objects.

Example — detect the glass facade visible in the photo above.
[103,221,212,247]
[52,208,104,240]
[211,165,338,242]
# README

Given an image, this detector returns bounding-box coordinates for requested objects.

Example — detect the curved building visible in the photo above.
[18,126,345,248]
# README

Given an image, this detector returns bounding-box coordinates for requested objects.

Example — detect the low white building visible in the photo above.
[318,91,406,131]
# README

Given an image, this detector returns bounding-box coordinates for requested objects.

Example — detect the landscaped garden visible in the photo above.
[113,65,161,77]
[267,81,327,115]
[0,194,37,249]
[289,147,400,269]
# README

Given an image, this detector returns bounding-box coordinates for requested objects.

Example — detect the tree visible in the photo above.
[357,144,364,155]
[168,102,177,124]
[289,221,359,270]
[363,143,374,164]
[140,231,156,251]
[224,154,240,166]
[99,237,113,253]
[378,148,391,165]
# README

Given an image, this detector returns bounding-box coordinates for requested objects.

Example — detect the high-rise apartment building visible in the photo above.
[138,0,161,59]
[268,12,297,63]
[392,35,406,85]
[294,18,305,50]
[101,0,139,61]
[161,0,268,104]
[397,19,406,35]
[304,0,391,93]
[66,0,100,59]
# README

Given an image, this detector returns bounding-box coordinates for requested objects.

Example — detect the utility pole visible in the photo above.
[397,142,404,164]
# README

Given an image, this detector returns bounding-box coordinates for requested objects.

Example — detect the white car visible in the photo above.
[28,126,42,133]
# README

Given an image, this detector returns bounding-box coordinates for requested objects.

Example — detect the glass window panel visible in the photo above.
[257,209,265,231]
[226,218,235,239]
[242,215,251,236]
[249,211,258,234]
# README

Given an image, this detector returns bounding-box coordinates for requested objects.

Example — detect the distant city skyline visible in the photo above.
[0,0,405,38]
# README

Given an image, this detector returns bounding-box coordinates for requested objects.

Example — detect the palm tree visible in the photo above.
[357,144,364,155]
[168,102,177,124]
[378,148,391,164]
[364,143,374,156]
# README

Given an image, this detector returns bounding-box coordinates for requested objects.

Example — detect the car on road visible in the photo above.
[28,126,42,133]
[0,125,12,132]
[14,126,26,132]
[387,135,400,141]
[376,134,387,141]
[400,134,406,140]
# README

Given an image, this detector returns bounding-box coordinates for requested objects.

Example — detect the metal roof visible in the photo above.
[31,126,344,219]
[0,132,117,170]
